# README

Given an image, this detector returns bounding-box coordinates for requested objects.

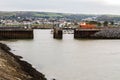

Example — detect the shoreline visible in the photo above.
[0,43,47,80]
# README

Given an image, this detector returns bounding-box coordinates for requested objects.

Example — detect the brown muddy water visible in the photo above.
[2,29,120,80]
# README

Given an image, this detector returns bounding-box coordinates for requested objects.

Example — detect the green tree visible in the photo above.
[110,21,114,25]
[103,21,108,27]
[88,21,98,24]
[97,22,102,26]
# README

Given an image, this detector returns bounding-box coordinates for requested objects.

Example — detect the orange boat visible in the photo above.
[79,22,96,29]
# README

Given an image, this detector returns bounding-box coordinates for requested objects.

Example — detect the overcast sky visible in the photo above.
[0,0,120,14]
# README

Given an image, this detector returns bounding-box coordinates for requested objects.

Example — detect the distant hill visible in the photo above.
[0,12,16,16]
[0,11,96,21]
[0,11,120,21]
[0,11,68,17]
[96,15,120,21]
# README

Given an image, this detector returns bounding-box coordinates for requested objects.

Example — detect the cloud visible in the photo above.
[0,0,120,14]
[103,0,120,5]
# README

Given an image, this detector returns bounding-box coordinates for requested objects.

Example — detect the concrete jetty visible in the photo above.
[74,29,101,39]
[0,27,33,39]
[53,27,120,39]
[53,28,102,39]
[0,29,33,39]
[53,28,63,39]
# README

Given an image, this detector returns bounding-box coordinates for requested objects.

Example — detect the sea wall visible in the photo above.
[0,43,47,80]
[74,28,120,39]
[74,29,100,39]
[0,30,33,39]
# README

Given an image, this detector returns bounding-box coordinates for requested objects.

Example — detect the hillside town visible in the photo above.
[0,13,120,29]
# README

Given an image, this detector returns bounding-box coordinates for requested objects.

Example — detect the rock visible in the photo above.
[92,28,120,39]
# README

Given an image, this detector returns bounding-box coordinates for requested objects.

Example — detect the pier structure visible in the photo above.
[53,28,63,39]
[0,27,33,39]
[53,27,102,39]
[74,29,101,39]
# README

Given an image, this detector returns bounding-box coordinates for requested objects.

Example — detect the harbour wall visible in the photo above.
[0,30,33,39]
[74,29,101,39]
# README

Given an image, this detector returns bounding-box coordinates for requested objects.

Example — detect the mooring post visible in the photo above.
[53,28,63,39]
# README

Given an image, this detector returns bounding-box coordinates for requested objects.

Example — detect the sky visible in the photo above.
[0,0,120,14]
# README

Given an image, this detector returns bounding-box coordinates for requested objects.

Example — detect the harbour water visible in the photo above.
[2,29,120,80]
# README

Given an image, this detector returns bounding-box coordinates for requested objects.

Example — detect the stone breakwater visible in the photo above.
[91,28,120,39]
[0,43,47,80]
